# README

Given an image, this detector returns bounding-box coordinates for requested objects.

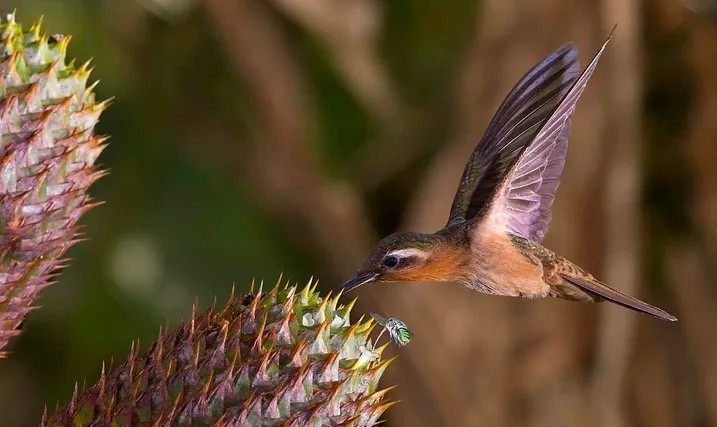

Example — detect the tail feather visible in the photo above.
[560,274,677,322]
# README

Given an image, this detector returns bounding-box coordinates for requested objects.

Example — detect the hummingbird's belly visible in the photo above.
[472,263,549,297]
[469,231,550,298]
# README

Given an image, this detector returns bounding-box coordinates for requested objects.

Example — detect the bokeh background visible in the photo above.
[0,0,715,426]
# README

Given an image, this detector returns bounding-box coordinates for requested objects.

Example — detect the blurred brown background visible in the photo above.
[0,0,715,426]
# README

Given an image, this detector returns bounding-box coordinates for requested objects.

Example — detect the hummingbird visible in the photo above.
[337,31,677,322]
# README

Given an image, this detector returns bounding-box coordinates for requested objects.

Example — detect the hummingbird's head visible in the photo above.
[336,230,469,292]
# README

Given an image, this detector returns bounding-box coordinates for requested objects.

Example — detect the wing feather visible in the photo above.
[490,30,614,242]
[446,43,580,226]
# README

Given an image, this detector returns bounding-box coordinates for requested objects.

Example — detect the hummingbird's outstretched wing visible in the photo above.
[446,41,580,227]
[480,30,613,242]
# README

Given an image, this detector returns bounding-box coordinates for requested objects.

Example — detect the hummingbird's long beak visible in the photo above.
[336,273,378,292]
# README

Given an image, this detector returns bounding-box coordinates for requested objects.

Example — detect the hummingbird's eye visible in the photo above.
[382,255,399,269]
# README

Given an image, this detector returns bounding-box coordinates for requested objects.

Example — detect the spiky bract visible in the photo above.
[0,13,107,355]
[42,280,395,426]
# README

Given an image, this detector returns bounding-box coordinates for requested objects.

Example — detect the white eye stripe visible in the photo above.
[386,248,428,260]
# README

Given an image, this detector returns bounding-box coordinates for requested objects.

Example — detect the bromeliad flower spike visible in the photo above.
[338,28,677,322]
[0,13,109,355]
[43,280,397,426]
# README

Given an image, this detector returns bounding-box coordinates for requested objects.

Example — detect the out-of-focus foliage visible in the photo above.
[0,1,714,426]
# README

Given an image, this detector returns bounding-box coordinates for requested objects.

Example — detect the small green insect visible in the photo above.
[370,313,413,347]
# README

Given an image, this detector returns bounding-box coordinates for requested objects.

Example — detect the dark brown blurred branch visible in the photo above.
[270,0,404,125]
[589,1,642,426]
[346,97,451,192]
[204,0,375,278]
[666,244,717,426]
[681,9,717,424]
[687,6,717,253]
[270,0,426,193]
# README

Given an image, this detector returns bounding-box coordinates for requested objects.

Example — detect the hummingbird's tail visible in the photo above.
[560,273,677,321]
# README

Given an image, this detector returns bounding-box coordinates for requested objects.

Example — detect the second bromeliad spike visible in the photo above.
[338,28,677,322]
